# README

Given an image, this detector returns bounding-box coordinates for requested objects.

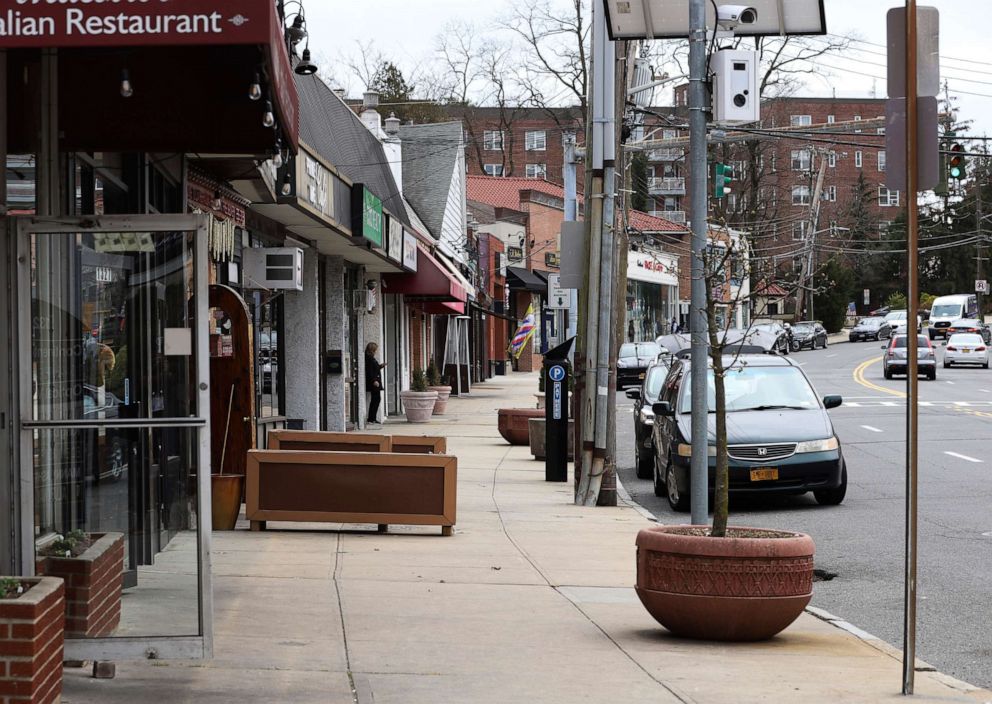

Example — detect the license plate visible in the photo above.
[750,468,779,482]
[638,373,645,379]
[962,349,970,353]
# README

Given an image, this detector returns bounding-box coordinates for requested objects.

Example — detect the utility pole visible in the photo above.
[977,161,985,319]
[688,0,710,525]
[796,151,829,320]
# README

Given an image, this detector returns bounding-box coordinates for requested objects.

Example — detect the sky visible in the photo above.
[302,0,992,138]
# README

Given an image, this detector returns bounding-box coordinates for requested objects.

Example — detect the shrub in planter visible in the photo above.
[426,359,452,415]
[36,530,125,638]
[0,576,65,704]
[400,368,438,423]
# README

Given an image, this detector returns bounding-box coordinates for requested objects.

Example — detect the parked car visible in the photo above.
[884,309,922,336]
[929,294,978,339]
[943,333,989,369]
[650,354,846,511]
[869,305,891,317]
[617,341,661,388]
[849,317,891,342]
[946,318,992,344]
[751,321,791,354]
[882,334,937,380]
[625,362,670,479]
[790,321,828,351]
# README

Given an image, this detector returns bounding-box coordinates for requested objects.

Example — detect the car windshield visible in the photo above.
[949,334,983,346]
[885,311,906,321]
[792,323,814,333]
[891,335,930,348]
[932,304,963,318]
[859,318,883,327]
[679,365,820,413]
[644,367,667,400]
[619,343,660,358]
[950,319,980,328]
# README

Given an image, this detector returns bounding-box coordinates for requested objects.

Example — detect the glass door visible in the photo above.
[16,215,213,661]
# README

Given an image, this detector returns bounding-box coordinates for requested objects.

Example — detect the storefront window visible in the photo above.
[626,280,672,341]
[254,293,284,418]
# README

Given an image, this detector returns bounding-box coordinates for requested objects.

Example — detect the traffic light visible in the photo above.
[713,162,735,199]
[949,143,966,180]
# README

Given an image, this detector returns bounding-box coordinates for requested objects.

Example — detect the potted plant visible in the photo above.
[0,575,65,703]
[400,368,439,423]
[426,359,452,415]
[635,231,815,641]
[36,529,125,638]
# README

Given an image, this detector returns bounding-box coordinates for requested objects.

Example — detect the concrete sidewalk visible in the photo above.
[63,372,991,703]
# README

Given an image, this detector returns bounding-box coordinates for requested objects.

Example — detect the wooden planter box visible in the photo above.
[0,577,65,704]
[36,532,124,638]
[246,450,457,535]
[390,435,447,454]
[268,430,391,452]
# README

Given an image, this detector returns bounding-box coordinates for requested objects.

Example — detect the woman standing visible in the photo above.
[365,342,386,425]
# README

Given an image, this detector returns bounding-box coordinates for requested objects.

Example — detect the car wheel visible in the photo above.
[636,447,653,480]
[943,361,951,368]
[665,456,689,512]
[877,331,885,341]
[653,452,667,498]
[814,465,847,506]
[984,361,989,370]
[928,330,935,341]
[790,340,801,352]
[927,370,937,380]
[884,368,893,380]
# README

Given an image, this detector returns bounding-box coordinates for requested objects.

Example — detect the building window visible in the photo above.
[877,127,886,135]
[562,130,577,146]
[791,149,811,171]
[829,220,840,236]
[525,130,547,151]
[828,152,836,168]
[792,221,808,240]
[770,153,777,172]
[525,163,547,178]
[878,187,900,207]
[821,185,837,202]
[483,163,504,177]
[879,220,892,235]
[483,130,504,151]
[790,115,812,127]
[853,115,862,133]
[827,115,835,124]
[855,151,863,168]
[545,252,560,267]
[792,185,811,205]
[878,150,886,172]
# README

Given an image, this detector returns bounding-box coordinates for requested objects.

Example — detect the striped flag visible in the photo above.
[509,304,537,359]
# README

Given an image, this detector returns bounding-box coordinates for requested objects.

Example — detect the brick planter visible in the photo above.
[37,532,124,638]
[497,408,545,445]
[0,576,65,704]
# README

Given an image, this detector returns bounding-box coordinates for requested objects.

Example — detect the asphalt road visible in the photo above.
[616,338,992,689]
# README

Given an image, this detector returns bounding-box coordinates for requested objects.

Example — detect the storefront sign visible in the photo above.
[402,231,418,272]
[627,250,678,287]
[188,182,247,227]
[302,154,334,222]
[387,217,403,262]
[351,185,383,248]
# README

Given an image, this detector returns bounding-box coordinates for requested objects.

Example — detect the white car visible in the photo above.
[943,333,990,369]
[884,310,921,336]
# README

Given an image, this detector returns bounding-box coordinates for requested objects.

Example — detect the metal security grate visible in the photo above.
[728,443,797,462]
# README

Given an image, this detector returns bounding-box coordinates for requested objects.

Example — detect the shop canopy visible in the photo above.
[383,244,468,315]
[4,0,299,156]
[506,266,547,293]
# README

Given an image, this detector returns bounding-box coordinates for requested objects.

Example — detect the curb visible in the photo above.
[615,479,992,699]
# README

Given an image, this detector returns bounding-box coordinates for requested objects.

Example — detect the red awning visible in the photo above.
[382,245,468,306]
[416,301,466,315]
[3,0,299,153]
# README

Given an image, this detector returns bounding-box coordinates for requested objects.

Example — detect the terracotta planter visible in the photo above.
[534,393,546,409]
[428,385,452,415]
[401,390,439,423]
[211,474,245,531]
[36,532,124,638]
[497,408,545,445]
[636,525,814,641]
[528,418,575,460]
[0,576,64,704]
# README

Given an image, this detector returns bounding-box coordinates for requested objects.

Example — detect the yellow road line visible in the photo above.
[852,356,905,398]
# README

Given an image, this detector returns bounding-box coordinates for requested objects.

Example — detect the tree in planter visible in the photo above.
[426,359,443,387]
[411,368,429,393]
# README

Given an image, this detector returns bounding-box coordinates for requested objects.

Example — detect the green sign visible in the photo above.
[353,187,383,247]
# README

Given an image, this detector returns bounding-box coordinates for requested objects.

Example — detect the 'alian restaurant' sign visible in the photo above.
[0,0,279,48]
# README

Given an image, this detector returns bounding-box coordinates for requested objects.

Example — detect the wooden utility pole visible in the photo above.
[795,151,829,320]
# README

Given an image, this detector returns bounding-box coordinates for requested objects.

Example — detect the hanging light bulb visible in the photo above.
[249,72,262,101]
[212,190,223,210]
[120,69,133,98]
[273,151,284,168]
[295,47,318,76]
[262,100,276,128]
[287,15,307,46]
[281,171,292,197]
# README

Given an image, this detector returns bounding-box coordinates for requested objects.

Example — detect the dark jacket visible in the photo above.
[365,353,382,389]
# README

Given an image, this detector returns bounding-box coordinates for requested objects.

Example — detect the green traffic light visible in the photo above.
[950,166,962,179]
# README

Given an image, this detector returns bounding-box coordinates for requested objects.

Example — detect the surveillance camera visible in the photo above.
[717,5,758,29]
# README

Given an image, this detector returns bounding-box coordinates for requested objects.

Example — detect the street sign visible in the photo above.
[885,97,939,192]
[887,7,940,99]
[864,289,871,306]
[976,280,988,294]
[547,273,571,309]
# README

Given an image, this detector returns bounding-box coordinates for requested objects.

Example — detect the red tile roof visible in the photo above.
[466,175,688,233]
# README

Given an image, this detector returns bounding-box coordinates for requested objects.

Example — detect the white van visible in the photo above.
[928,294,978,339]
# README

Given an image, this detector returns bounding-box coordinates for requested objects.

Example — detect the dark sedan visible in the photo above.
[625,362,669,479]
[617,342,661,388]
[790,321,828,351]
[848,316,891,342]
[650,355,846,511]
[946,318,992,344]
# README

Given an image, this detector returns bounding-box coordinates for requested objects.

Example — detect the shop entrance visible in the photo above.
[13,215,213,661]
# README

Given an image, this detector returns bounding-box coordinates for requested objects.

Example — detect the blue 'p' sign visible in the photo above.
[549,365,566,383]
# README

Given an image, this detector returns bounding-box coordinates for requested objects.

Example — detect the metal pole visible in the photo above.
[688,0,710,525]
[977,172,984,318]
[564,138,580,344]
[902,0,920,695]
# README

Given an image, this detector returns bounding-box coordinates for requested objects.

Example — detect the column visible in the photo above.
[324,256,346,431]
[283,249,321,428]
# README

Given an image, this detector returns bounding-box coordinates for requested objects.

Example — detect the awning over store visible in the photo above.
[506,266,547,293]
[382,245,469,307]
[4,0,299,155]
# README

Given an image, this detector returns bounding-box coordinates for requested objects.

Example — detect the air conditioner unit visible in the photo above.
[243,248,304,291]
